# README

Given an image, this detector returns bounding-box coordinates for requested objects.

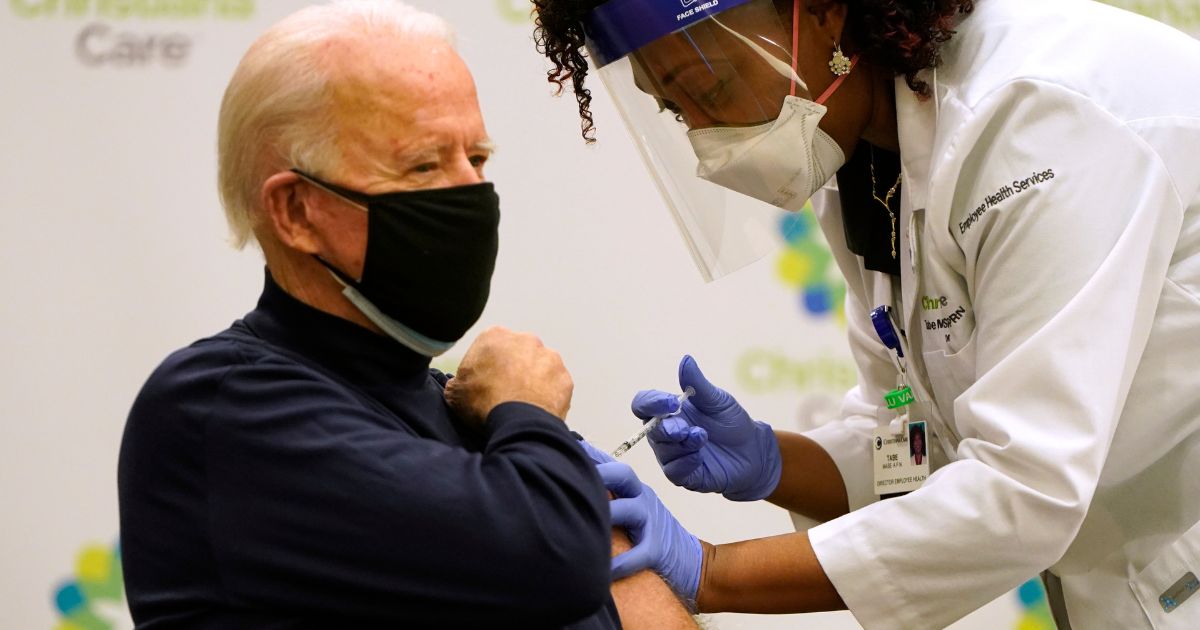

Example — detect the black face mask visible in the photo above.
[292,169,500,356]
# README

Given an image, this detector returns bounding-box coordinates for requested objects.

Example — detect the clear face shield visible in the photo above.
[584,0,853,280]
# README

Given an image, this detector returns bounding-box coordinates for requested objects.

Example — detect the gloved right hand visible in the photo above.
[631,355,782,501]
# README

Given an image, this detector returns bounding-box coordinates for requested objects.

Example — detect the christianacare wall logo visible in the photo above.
[1013,578,1057,630]
[1101,0,1200,34]
[495,0,531,23]
[53,540,130,630]
[775,206,846,323]
[9,0,256,69]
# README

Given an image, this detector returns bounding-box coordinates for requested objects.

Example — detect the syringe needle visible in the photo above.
[612,387,695,458]
[612,419,658,458]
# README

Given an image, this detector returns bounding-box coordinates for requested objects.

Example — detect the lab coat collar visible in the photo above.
[895,70,939,368]
[895,71,938,213]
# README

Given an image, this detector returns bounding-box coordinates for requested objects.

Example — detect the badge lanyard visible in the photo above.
[870,305,930,496]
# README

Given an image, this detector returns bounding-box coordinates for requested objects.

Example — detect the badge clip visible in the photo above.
[870,305,911,385]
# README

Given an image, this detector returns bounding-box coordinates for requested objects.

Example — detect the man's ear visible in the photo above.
[260,171,322,255]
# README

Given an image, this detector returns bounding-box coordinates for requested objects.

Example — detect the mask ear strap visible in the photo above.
[790,0,800,97]
[291,168,370,212]
[815,54,859,105]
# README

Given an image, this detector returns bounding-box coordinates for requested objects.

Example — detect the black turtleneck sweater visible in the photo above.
[118,271,619,629]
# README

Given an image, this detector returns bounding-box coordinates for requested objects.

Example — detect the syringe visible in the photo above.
[612,387,695,458]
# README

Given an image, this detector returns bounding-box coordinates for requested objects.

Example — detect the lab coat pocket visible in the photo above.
[1131,519,1200,628]
[920,330,978,441]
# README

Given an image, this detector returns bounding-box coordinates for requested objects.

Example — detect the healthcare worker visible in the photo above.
[532,0,1200,627]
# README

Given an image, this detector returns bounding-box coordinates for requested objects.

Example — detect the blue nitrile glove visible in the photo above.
[577,439,703,602]
[631,355,782,501]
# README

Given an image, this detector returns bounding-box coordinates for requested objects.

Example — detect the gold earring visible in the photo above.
[829,43,852,76]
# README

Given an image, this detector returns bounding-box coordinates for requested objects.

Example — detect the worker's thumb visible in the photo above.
[678,355,737,416]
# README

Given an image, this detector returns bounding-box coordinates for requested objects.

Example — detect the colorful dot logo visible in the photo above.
[495,0,532,23]
[776,207,846,323]
[53,541,128,630]
[1014,578,1057,630]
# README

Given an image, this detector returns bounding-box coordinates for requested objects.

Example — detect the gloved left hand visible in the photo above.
[577,440,703,602]
[632,355,782,501]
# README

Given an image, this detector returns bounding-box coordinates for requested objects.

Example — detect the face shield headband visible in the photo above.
[584,0,758,69]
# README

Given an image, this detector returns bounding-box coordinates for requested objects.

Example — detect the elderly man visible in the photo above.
[117,2,695,628]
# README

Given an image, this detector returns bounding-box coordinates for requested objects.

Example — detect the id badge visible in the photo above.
[873,414,931,495]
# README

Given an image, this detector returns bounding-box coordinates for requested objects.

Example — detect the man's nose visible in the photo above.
[446,152,485,186]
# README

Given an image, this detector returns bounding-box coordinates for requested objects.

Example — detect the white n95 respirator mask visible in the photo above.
[687,96,845,213]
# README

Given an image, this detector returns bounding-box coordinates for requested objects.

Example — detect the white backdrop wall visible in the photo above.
[1,2,1196,629]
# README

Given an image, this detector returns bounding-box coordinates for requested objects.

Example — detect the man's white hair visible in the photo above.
[217,0,455,249]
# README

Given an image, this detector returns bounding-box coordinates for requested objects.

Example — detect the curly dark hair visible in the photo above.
[532,0,975,142]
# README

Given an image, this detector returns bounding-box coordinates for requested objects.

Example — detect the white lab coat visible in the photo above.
[800,0,1200,627]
